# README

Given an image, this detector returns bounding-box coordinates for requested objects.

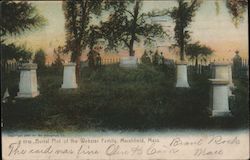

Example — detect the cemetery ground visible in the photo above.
[2,64,249,131]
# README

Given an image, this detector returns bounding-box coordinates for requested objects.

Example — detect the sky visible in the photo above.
[6,0,249,62]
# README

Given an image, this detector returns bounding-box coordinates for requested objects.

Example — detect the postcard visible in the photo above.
[1,0,249,160]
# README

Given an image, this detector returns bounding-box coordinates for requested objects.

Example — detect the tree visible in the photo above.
[1,1,46,65]
[33,49,46,70]
[152,50,160,65]
[169,0,201,61]
[62,0,103,82]
[100,0,166,56]
[1,43,32,63]
[226,0,248,27]
[0,1,46,41]
[185,42,213,67]
[52,46,65,68]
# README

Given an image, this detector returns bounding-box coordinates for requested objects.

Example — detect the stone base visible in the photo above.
[175,62,190,88]
[16,91,40,98]
[61,83,78,89]
[119,56,138,68]
[59,88,79,94]
[176,81,190,88]
[211,110,232,117]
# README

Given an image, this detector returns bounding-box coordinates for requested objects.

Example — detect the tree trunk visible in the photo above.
[195,56,198,67]
[70,46,81,84]
[129,0,140,57]
[180,46,185,61]
[195,56,198,73]
[75,55,81,83]
[129,43,134,56]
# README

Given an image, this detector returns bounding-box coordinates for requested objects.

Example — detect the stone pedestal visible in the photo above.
[175,61,190,88]
[17,63,39,98]
[61,63,78,89]
[209,79,232,117]
[212,63,234,96]
[119,56,138,68]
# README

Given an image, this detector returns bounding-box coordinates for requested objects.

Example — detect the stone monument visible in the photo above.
[61,63,78,89]
[209,79,232,117]
[212,62,234,96]
[175,61,190,88]
[119,56,138,68]
[17,63,39,98]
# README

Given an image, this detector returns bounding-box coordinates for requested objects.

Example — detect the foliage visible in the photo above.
[186,41,213,66]
[100,0,166,56]
[62,0,103,61]
[87,49,101,69]
[141,50,164,65]
[169,0,201,61]
[230,78,249,123]
[52,46,65,69]
[141,50,152,64]
[0,1,46,41]
[1,43,32,62]
[62,0,103,81]
[87,26,103,50]
[226,0,248,27]
[33,49,46,70]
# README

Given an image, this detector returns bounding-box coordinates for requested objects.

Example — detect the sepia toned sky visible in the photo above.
[6,1,249,61]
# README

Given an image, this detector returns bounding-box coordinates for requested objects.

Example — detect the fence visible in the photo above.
[101,57,120,65]
[186,58,249,78]
[1,61,22,73]
[2,58,248,78]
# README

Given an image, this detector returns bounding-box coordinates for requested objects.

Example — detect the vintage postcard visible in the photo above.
[1,0,249,160]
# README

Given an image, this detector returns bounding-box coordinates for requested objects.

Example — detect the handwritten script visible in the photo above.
[2,133,249,160]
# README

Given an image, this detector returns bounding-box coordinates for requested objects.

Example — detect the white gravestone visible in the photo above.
[175,61,190,88]
[119,56,138,68]
[61,63,78,89]
[209,79,232,117]
[212,63,234,95]
[17,63,39,98]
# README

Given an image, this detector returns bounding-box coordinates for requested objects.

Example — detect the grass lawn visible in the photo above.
[2,64,249,131]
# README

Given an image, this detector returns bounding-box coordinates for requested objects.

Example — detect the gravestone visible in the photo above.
[209,79,231,117]
[119,56,138,68]
[61,63,78,89]
[17,63,39,98]
[212,62,234,96]
[175,61,190,88]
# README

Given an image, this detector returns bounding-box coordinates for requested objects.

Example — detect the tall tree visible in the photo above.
[0,1,46,41]
[62,0,103,82]
[169,0,201,61]
[186,42,213,67]
[100,0,166,56]
[52,46,65,68]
